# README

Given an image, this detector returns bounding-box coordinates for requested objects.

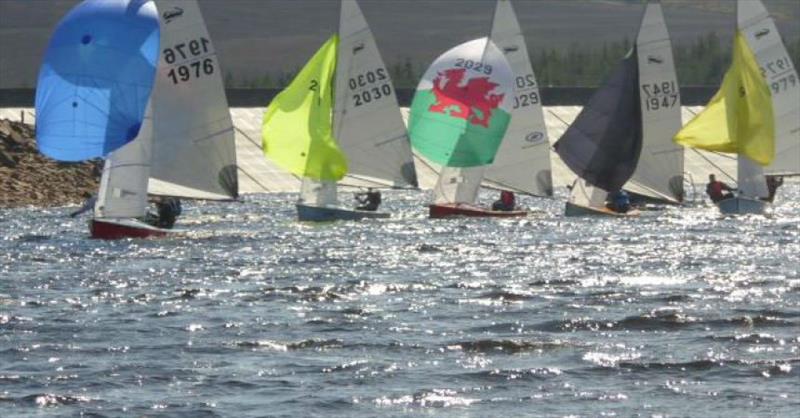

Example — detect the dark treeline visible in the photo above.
[224,34,800,89]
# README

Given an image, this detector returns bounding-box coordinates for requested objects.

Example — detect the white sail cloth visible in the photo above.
[484,0,553,197]
[738,0,800,177]
[148,0,238,200]
[625,2,684,203]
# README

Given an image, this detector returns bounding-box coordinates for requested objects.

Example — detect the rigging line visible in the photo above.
[234,125,303,185]
[684,107,738,179]
[547,109,571,128]
[236,166,273,194]
[692,148,736,184]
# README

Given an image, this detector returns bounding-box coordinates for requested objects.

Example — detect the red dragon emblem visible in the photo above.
[429,68,504,128]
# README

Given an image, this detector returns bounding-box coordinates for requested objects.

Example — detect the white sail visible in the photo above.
[738,0,800,176]
[485,0,552,197]
[333,0,417,188]
[626,1,684,203]
[95,104,154,219]
[147,0,238,200]
[299,179,338,207]
[568,178,608,208]
[433,167,485,205]
[737,156,769,199]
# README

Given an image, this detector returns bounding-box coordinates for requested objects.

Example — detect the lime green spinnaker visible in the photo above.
[673,32,774,166]
[262,35,347,181]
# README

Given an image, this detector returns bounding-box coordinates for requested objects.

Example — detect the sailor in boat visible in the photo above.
[606,190,631,214]
[491,190,516,211]
[69,193,97,218]
[705,174,735,203]
[763,175,784,203]
[355,188,381,212]
[145,197,182,229]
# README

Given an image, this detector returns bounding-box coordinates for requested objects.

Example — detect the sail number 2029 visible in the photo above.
[641,81,678,111]
[164,37,215,85]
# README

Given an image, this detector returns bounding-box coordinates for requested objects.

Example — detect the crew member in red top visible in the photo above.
[492,190,516,211]
[705,174,734,203]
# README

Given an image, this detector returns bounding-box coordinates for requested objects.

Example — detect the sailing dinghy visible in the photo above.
[262,0,417,222]
[556,2,680,217]
[674,0,799,215]
[408,34,516,218]
[36,0,238,239]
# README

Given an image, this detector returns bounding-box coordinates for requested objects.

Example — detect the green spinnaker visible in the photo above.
[262,35,347,181]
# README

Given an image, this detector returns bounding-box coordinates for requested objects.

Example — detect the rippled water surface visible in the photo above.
[1,184,799,417]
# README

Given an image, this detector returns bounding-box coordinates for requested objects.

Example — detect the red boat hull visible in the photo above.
[89,219,174,240]
[428,203,528,219]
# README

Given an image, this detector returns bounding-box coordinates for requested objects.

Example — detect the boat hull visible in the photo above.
[716,197,767,215]
[89,218,177,239]
[296,204,391,222]
[428,203,528,219]
[564,202,640,217]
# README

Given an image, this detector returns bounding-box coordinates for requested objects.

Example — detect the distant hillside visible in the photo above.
[1,0,798,88]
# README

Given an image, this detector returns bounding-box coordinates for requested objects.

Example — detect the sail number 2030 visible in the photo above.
[641,81,678,111]
[164,37,215,85]
[349,68,392,107]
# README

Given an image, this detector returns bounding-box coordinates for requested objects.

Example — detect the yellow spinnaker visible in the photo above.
[673,32,774,166]
[262,35,347,181]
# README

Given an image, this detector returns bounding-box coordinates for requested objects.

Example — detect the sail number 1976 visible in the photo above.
[164,37,215,85]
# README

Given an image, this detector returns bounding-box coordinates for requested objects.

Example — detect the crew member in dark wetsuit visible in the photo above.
[492,190,516,211]
[145,197,182,229]
[607,190,631,213]
[355,188,381,211]
[763,175,784,203]
[705,174,734,203]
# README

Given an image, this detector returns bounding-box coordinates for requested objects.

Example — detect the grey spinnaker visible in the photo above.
[554,49,643,193]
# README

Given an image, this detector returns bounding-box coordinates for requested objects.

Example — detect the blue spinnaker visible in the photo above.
[35,0,160,161]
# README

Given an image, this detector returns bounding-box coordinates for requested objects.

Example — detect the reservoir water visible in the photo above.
[1,185,798,417]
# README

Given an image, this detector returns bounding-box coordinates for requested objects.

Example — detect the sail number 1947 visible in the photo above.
[641,81,678,111]
[164,37,215,85]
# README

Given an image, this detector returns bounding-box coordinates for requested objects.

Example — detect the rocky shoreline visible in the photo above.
[1,119,100,208]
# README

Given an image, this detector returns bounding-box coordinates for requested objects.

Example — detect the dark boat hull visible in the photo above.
[564,201,640,217]
[296,204,391,222]
[428,203,528,219]
[89,218,176,240]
